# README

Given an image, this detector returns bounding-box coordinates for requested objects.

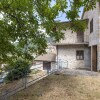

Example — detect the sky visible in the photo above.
[0,1,84,22]
[51,0,84,22]
[55,7,84,22]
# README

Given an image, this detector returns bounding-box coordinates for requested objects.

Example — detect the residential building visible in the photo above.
[55,2,100,71]
[55,25,91,70]
[82,2,100,71]
[33,37,56,72]
[35,54,56,72]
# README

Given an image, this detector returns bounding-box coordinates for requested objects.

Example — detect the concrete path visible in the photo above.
[57,69,100,76]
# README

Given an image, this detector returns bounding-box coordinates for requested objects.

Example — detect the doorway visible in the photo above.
[43,61,51,72]
[92,45,97,71]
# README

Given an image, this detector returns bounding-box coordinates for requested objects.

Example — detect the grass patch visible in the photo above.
[9,74,100,100]
[31,70,41,74]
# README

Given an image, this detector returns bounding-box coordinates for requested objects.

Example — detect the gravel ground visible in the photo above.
[57,69,100,76]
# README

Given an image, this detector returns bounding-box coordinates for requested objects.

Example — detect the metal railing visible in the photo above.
[0,60,68,100]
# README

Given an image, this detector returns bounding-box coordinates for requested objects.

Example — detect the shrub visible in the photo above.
[6,60,31,81]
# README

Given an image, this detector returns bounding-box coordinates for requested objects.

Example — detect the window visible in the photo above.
[90,19,93,33]
[76,50,84,60]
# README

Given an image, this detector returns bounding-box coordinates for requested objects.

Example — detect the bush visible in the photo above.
[6,60,31,81]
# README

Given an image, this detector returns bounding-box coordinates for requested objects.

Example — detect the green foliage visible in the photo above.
[5,60,31,81]
[70,20,87,32]
[0,0,99,64]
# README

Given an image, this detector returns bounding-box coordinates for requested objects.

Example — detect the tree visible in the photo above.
[0,0,99,64]
[5,60,31,81]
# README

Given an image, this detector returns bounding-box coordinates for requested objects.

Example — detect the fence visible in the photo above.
[57,59,68,69]
[0,60,68,100]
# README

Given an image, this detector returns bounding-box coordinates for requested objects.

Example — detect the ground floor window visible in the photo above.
[76,50,84,60]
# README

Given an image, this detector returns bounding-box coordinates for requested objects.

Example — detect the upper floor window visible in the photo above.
[90,19,93,33]
[76,50,84,60]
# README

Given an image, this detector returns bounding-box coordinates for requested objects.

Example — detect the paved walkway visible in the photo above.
[57,69,100,76]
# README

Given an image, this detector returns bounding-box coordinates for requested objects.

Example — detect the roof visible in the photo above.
[35,54,56,62]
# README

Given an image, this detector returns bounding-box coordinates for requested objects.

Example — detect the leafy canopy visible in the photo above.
[0,0,99,64]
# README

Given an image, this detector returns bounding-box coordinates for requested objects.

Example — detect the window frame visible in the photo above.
[76,50,84,60]
[90,19,93,33]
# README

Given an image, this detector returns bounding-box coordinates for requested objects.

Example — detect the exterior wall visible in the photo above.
[58,30,84,44]
[97,44,100,70]
[46,45,56,54]
[98,2,100,70]
[35,62,43,70]
[83,2,100,71]
[33,61,56,72]
[57,45,91,69]
[83,2,100,46]
[51,62,57,71]
[84,47,91,68]
[60,30,77,44]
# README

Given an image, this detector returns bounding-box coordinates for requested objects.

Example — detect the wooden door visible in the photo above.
[92,45,97,71]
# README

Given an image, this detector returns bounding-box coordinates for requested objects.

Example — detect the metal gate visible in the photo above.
[57,59,68,69]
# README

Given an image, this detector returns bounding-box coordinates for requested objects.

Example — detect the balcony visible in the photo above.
[54,35,89,46]
[53,30,89,46]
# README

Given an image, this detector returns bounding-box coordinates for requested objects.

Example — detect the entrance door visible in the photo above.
[92,45,97,71]
[43,62,51,71]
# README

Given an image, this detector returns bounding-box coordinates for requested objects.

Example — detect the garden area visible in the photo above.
[0,60,47,98]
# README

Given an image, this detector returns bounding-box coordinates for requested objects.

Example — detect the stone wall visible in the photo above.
[83,2,100,71]
[58,30,84,44]
[98,2,100,71]
[46,45,56,54]
[57,45,91,69]
[60,30,77,44]
[83,2,100,46]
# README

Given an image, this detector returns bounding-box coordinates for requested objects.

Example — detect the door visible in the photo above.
[43,62,51,72]
[92,45,97,71]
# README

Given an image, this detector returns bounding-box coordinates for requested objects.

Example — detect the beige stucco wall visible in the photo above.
[57,45,91,69]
